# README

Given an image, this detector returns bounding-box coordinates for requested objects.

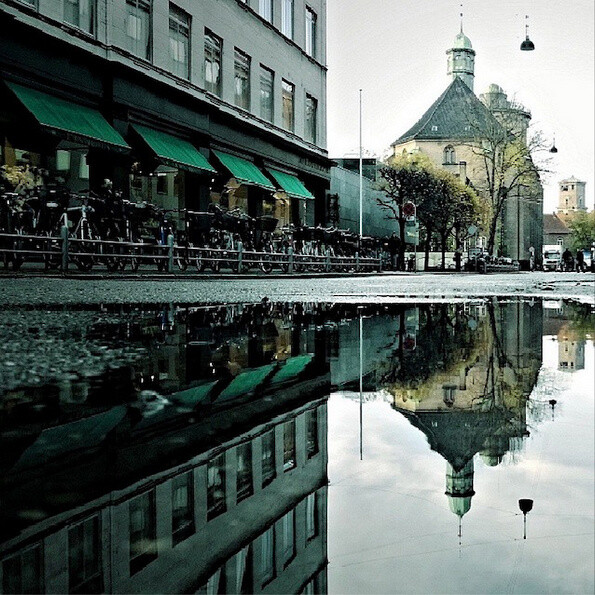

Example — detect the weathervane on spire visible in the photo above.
[460,3,464,33]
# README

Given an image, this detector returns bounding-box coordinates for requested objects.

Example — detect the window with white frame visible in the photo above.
[64,0,95,34]
[281,0,294,38]
[234,49,251,111]
[443,145,456,164]
[305,94,317,144]
[259,66,274,123]
[305,492,317,540]
[305,6,317,57]
[125,0,151,61]
[258,0,272,22]
[169,4,190,80]
[282,80,294,132]
[68,515,103,593]
[205,29,222,96]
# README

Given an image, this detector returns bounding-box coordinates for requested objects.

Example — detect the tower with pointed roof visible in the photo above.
[446,26,476,91]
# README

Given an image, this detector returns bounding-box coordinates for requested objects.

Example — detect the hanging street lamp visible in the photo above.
[520,15,535,51]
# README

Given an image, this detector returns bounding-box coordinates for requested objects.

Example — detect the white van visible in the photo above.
[542,245,562,271]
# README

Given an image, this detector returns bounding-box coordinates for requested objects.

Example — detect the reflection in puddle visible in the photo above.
[0,299,593,594]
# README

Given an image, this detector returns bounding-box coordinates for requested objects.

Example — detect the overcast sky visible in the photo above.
[326,0,595,213]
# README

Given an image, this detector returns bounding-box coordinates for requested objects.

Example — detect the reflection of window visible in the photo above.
[207,453,226,519]
[64,0,95,34]
[305,94,317,144]
[234,49,251,111]
[305,7,317,57]
[125,0,151,61]
[281,0,293,38]
[261,430,276,486]
[260,66,274,123]
[280,509,295,567]
[259,527,275,586]
[69,515,102,594]
[282,80,294,132]
[306,408,318,458]
[258,0,272,22]
[205,30,222,96]
[305,492,317,540]
[236,442,253,502]
[443,145,456,164]
[129,491,157,575]
[169,4,190,79]
[172,471,195,546]
[283,419,296,471]
[442,384,456,407]
[2,545,43,595]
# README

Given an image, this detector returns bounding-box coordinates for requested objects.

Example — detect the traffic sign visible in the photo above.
[403,201,416,219]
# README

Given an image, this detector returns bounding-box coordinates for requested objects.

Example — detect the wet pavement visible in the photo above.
[0,299,593,594]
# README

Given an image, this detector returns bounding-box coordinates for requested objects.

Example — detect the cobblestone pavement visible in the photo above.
[0,271,593,306]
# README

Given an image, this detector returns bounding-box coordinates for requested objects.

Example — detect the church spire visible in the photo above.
[446,15,476,92]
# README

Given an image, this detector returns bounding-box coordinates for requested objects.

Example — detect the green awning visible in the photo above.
[267,168,314,200]
[216,363,277,402]
[170,381,218,408]
[132,124,216,173]
[5,82,130,151]
[213,150,275,190]
[270,354,314,384]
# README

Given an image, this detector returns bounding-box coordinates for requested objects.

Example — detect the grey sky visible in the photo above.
[327,0,595,213]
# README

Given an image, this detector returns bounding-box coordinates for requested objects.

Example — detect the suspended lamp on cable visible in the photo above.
[520,15,535,51]
[549,135,558,153]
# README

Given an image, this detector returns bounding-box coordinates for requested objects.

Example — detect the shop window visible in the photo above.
[282,80,294,132]
[64,0,95,34]
[234,49,251,111]
[306,408,318,458]
[261,429,276,486]
[125,0,152,61]
[129,490,157,575]
[207,453,226,519]
[236,441,253,502]
[259,527,275,586]
[279,509,295,567]
[68,515,103,594]
[172,471,195,546]
[305,7,317,57]
[2,545,43,595]
[205,29,222,96]
[283,419,296,471]
[169,4,190,80]
[281,0,294,38]
[259,66,274,123]
[305,492,318,540]
[258,0,272,22]
[305,94,317,143]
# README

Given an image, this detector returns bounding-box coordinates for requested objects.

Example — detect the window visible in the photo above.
[68,515,103,594]
[259,66,274,123]
[17,0,37,7]
[305,94,317,144]
[283,419,296,471]
[259,527,275,586]
[2,546,42,595]
[205,30,222,96]
[443,145,456,164]
[236,441,253,502]
[261,429,276,486]
[282,80,294,132]
[305,492,317,540]
[259,0,272,22]
[64,0,95,34]
[305,7,317,57]
[306,408,318,458]
[232,545,253,594]
[172,471,195,546]
[281,0,294,38]
[129,491,157,575]
[169,4,190,80]
[280,509,295,567]
[125,0,151,61]
[442,384,456,407]
[207,453,226,519]
[234,49,251,111]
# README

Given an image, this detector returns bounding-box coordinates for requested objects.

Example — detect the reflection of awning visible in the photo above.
[5,82,130,151]
[213,150,275,190]
[132,124,216,173]
[267,168,314,200]
[13,406,127,471]
[170,381,218,408]
[215,363,277,402]
[271,354,313,384]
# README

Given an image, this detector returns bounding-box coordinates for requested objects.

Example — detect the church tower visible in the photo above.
[446,25,476,92]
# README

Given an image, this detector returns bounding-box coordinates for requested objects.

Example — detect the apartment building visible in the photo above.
[0,0,329,226]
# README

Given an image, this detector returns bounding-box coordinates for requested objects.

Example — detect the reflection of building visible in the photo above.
[557,327,585,373]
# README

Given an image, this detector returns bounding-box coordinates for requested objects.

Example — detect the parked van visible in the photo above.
[542,245,562,271]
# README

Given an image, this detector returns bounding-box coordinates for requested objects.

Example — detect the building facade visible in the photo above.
[0,0,330,228]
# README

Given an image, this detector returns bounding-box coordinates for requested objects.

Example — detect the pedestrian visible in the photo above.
[528,246,535,271]
[389,232,399,270]
[562,248,573,272]
[576,249,585,273]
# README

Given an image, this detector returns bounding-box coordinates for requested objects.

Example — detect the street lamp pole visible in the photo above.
[359,89,363,239]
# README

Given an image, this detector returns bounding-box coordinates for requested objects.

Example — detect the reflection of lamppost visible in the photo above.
[403,201,417,271]
[518,498,534,539]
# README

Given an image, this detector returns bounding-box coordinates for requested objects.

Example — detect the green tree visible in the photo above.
[567,211,595,252]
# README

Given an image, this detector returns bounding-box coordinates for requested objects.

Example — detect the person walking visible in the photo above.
[576,249,585,273]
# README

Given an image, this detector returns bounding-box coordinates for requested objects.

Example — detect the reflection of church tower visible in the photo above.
[446,25,475,91]
[558,337,585,372]
[445,460,475,539]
